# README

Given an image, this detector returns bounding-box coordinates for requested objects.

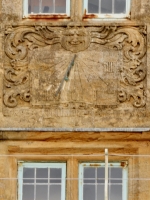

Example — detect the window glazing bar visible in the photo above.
[39,0,42,13]
[105,149,108,200]
[53,0,55,13]
[112,0,114,14]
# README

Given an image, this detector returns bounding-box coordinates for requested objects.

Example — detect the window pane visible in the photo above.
[23,185,34,200]
[36,168,48,183]
[83,185,95,200]
[110,185,122,200]
[114,0,126,13]
[36,185,48,200]
[50,168,62,183]
[49,185,61,200]
[84,167,95,183]
[97,167,105,183]
[28,0,39,13]
[101,0,112,13]
[97,185,104,200]
[23,168,34,183]
[88,0,99,13]
[110,168,122,183]
[42,0,53,13]
[55,0,66,13]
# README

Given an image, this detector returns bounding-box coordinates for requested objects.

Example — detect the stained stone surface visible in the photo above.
[0,0,150,128]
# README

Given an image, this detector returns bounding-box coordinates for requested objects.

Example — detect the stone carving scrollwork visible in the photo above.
[4,25,146,108]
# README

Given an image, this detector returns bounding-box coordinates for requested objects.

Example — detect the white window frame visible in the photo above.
[83,0,131,19]
[79,162,128,200]
[18,162,66,200]
[23,0,70,17]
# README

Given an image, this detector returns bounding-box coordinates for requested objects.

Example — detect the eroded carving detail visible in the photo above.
[61,26,91,52]
[4,25,146,108]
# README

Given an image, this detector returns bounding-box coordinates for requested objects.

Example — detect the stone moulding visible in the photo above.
[3,25,147,109]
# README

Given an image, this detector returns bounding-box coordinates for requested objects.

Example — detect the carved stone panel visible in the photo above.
[3,25,147,128]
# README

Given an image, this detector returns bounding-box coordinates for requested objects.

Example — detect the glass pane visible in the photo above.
[23,168,34,183]
[110,185,122,200]
[101,0,112,13]
[36,185,48,200]
[110,168,122,183]
[50,168,62,183]
[83,185,95,200]
[55,0,66,13]
[42,0,53,13]
[28,0,39,14]
[97,167,105,183]
[36,168,48,183]
[23,185,34,200]
[88,0,99,13]
[84,167,95,183]
[49,185,61,200]
[114,0,126,13]
[97,185,104,200]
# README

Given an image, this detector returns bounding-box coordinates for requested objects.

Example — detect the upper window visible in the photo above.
[18,162,66,200]
[79,162,128,200]
[84,0,131,19]
[23,0,70,17]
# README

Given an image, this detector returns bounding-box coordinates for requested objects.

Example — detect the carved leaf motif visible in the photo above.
[4,69,29,86]
[5,26,61,62]
[3,87,30,108]
[118,89,146,108]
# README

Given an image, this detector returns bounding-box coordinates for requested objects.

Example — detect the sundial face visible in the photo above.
[30,44,120,107]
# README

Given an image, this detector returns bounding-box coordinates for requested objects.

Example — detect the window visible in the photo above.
[18,162,66,200]
[17,160,128,200]
[79,162,128,200]
[84,0,131,18]
[23,0,70,17]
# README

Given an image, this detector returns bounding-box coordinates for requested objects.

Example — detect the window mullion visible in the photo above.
[48,168,50,200]
[109,168,111,200]
[39,0,42,13]
[99,0,101,14]
[53,0,55,13]
[112,0,114,14]
[105,149,108,200]
[95,168,97,200]
[34,168,36,200]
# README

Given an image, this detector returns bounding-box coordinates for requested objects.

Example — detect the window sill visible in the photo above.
[83,14,130,20]
[23,14,70,19]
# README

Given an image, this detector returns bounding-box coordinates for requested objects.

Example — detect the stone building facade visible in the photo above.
[1,0,150,200]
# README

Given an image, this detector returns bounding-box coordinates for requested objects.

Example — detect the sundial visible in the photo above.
[2,24,147,127]
[30,43,119,107]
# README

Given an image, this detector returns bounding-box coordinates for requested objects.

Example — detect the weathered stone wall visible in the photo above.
[0,0,149,128]
[1,1,150,200]
[0,132,150,199]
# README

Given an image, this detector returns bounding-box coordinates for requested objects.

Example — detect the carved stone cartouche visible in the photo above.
[4,25,146,108]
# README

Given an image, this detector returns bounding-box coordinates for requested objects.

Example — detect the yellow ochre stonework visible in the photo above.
[1,2,150,200]
[0,0,149,128]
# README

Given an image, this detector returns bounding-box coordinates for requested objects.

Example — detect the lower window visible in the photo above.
[79,162,128,200]
[18,162,66,200]
[18,161,128,200]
